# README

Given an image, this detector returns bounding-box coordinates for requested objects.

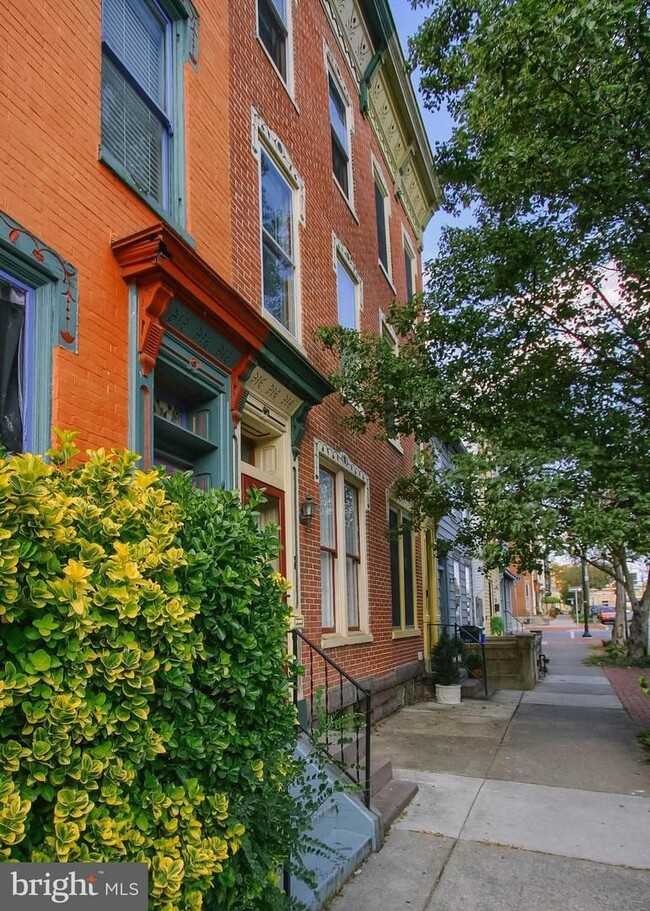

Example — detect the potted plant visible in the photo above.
[431,631,464,704]
[490,615,505,636]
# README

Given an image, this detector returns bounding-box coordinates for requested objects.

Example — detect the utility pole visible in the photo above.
[581,557,592,638]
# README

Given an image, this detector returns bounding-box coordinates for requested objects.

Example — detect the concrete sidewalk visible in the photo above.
[327,636,650,911]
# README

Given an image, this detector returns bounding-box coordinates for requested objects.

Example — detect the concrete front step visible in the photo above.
[371,777,419,833]
[291,823,373,911]
[291,736,381,910]
[461,677,491,699]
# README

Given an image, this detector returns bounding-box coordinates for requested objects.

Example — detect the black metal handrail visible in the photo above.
[428,621,489,698]
[291,627,372,809]
[502,607,528,633]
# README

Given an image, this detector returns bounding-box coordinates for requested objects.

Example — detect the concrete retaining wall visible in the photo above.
[476,633,542,690]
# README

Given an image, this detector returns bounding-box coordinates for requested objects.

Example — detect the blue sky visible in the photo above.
[389,1,468,262]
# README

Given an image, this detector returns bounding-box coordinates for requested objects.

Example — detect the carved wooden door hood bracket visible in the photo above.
[112,223,270,375]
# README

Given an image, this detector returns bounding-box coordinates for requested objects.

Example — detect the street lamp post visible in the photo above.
[581,558,592,638]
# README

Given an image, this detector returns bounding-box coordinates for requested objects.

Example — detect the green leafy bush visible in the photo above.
[0,434,301,910]
[490,616,505,636]
[431,632,464,685]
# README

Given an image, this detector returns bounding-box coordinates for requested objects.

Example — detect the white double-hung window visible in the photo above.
[320,465,365,637]
[261,149,297,334]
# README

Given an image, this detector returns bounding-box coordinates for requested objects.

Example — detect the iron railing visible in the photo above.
[291,627,372,808]
[428,621,488,698]
[502,607,529,634]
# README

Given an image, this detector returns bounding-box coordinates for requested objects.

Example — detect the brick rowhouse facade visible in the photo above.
[1,0,439,710]
[229,0,440,703]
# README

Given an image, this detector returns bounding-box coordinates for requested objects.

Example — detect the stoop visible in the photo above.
[290,733,419,910]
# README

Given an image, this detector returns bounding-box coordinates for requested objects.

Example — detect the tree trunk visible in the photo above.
[624,560,649,659]
[612,554,627,648]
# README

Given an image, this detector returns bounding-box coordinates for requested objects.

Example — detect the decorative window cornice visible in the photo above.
[0,211,77,350]
[332,234,360,282]
[251,108,305,224]
[314,439,370,507]
[332,233,363,312]
[324,42,352,109]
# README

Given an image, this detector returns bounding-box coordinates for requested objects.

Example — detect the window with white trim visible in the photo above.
[389,505,416,630]
[258,0,289,82]
[329,74,351,199]
[380,312,398,352]
[403,234,416,301]
[380,313,401,446]
[374,167,391,277]
[260,148,297,334]
[337,257,358,330]
[320,465,366,635]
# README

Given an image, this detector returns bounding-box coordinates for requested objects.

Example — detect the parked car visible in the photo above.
[598,607,616,623]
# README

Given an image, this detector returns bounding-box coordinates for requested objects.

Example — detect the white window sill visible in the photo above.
[261,307,305,351]
[379,260,396,294]
[388,436,403,453]
[333,176,359,223]
[256,35,300,114]
[321,632,374,649]
[392,627,421,640]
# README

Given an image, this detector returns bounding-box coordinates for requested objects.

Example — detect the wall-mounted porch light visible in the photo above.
[299,494,316,527]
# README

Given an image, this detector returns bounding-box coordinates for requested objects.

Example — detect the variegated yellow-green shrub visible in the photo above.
[0,432,301,910]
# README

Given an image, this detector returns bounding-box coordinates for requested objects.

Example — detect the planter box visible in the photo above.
[435,683,462,705]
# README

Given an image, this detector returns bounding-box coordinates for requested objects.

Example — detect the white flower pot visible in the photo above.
[435,683,462,705]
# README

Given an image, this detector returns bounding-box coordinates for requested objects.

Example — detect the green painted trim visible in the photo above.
[32,284,54,455]
[127,284,152,464]
[0,211,78,352]
[363,0,395,47]
[164,300,242,369]
[260,333,334,406]
[99,150,194,247]
[0,213,80,454]
[155,331,233,489]
[169,16,188,226]
[291,402,310,461]
[360,49,384,114]
[292,463,300,606]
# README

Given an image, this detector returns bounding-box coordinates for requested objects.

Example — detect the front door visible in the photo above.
[241,475,287,577]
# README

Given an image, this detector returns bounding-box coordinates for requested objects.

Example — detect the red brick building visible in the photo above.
[1,0,439,709]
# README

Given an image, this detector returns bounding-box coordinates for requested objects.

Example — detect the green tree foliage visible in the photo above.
[551,562,611,603]
[0,435,303,909]
[319,0,649,654]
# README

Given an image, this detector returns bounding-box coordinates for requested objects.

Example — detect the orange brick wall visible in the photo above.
[229,2,426,683]
[0,0,232,453]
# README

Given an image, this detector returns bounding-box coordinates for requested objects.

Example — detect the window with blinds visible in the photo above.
[101,0,171,206]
